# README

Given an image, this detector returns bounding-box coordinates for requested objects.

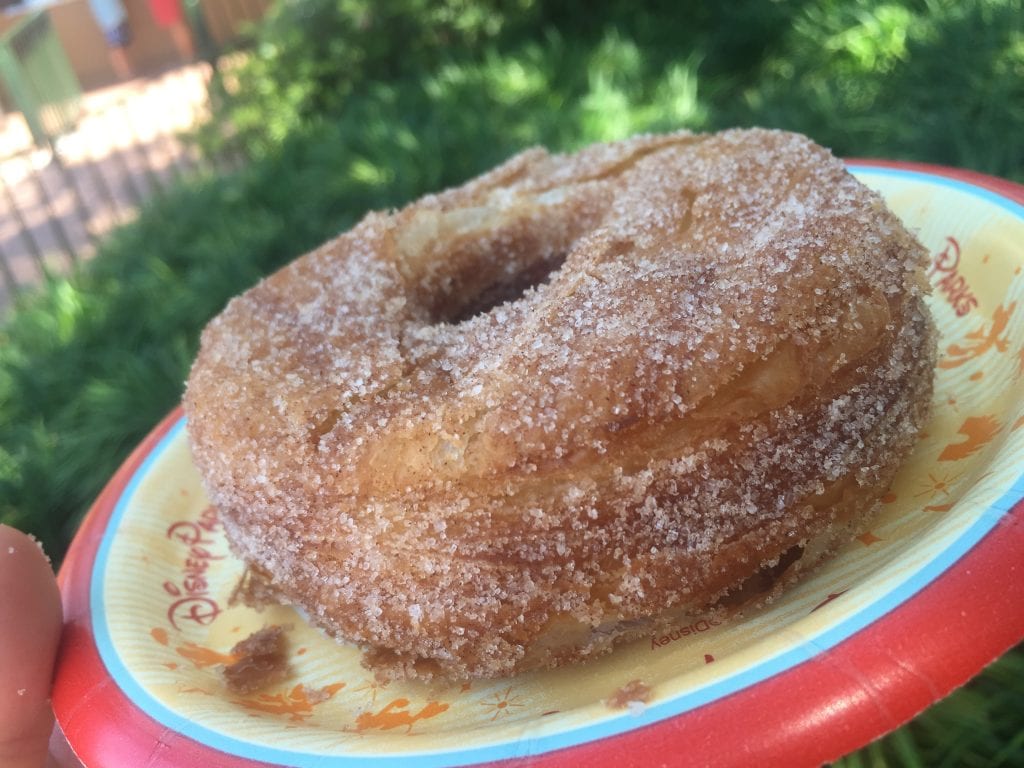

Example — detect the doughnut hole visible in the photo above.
[393,197,597,326]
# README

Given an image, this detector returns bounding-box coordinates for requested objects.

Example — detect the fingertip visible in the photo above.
[0,525,63,768]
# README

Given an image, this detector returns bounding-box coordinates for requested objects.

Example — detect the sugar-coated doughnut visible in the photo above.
[185,129,937,681]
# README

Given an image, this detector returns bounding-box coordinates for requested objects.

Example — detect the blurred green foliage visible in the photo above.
[202,0,538,156]
[1,1,1022,764]
[198,0,1023,179]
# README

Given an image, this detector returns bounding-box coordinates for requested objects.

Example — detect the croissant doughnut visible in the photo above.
[185,129,937,681]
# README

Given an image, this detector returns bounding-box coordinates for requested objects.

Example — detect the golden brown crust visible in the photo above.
[185,129,937,680]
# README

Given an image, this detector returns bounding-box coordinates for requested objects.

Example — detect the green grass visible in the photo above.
[1,0,1022,764]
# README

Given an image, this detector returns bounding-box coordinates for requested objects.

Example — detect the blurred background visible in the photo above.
[0,0,1021,764]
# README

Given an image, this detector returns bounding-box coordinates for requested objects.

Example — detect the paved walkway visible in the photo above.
[0,63,214,314]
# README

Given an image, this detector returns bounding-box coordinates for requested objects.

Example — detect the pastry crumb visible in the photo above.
[26,533,50,563]
[605,679,653,711]
[221,625,290,694]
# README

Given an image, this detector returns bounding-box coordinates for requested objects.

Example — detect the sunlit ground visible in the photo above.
[0,63,212,309]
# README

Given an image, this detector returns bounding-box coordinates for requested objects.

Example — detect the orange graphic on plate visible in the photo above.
[480,686,525,721]
[235,683,345,722]
[939,302,1015,369]
[175,642,240,669]
[355,698,449,733]
[857,531,882,546]
[914,470,961,501]
[151,627,169,646]
[353,678,389,706]
[938,415,1002,461]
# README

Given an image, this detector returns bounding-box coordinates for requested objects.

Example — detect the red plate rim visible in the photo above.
[53,161,1024,768]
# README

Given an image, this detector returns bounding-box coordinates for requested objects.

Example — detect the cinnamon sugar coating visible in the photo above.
[184,129,937,680]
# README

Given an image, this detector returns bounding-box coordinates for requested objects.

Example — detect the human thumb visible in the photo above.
[0,525,63,768]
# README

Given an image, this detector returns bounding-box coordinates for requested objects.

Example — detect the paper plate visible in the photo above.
[54,162,1024,767]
